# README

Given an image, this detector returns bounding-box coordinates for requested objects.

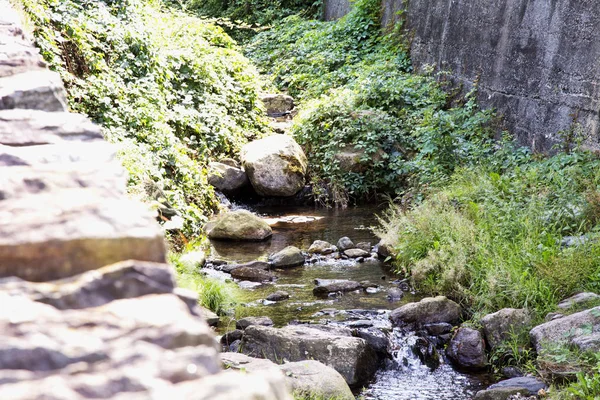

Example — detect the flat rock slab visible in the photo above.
[344,248,370,258]
[0,188,165,281]
[0,141,118,166]
[230,267,274,282]
[530,306,600,352]
[486,376,547,395]
[313,279,362,296]
[241,324,378,387]
[390,296,462,326]
[0,109,102,146]
[0,70,67,111]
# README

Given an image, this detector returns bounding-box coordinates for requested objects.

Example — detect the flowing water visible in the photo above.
[209,205,491,399]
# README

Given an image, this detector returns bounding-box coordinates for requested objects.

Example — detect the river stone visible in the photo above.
[487,377,547,395]
[240,325,378,387]
[220,330,244,346]
[241,135,307,197]
[376,238,395,259]
[207,210,272,241]
[221,261,270,273]
[236,316,274,330]
[446,327,487,370]
[266,291,290,301]
[271,246,305,268]
[557,292,600,309]
[424,323,453,336]
[355,328,390,356]
[387,288,404,302]
[0,188,166,282]
[280,360,354,400]
[337,237,355,251]
[356,242,371,252]
[208,161,249,194]
[260,93,294,115]
[313,279,362,296]
[390,296,462,326]
[344,248,370,258]
[474,387,530,400]
[530,306,600,352]
[230,267,274,282]
[480,308,532,349]
[307,240,335,254]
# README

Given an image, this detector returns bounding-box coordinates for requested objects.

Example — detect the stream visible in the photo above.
[208,205,492,399]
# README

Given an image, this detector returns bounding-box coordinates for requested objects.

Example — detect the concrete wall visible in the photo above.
[324,0,600,151]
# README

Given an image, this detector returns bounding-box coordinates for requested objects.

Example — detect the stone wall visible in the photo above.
[323,0,600,151]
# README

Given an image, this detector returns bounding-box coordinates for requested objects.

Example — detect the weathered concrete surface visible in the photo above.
[324,0,600,151]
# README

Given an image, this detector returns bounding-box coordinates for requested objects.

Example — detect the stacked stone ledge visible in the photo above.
[0,2,290,398]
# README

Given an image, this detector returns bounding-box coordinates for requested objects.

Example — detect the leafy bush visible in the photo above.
[377,148,600,317]
[20,0,268,236]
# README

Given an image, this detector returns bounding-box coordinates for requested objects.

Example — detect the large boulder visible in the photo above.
[208,161,249,194]
[260,94,294,116]
[222,353,353,400]
[530,306,600,352]
[207,210,272,241]
[240,325,378,387]
[480,308,532,348]
[271,246,305,268]
[241,135,307,197]
[390,296,462,326]
[446,327,487,370]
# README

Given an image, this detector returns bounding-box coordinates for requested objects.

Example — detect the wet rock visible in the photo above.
[337,237,355,251]
[557,292,600,309]
[230,267,274,283]
[344,248,370,258]
[356,242,372,252]
[411,336,440,370]
[236,316,274,330]
[266,291,290,302]
[240,325,378,387]
[365,287,379,294]
[423,322,453,336]
[387,288,404,302]
[307,240,335,255]
[487,377,547,396]
[313,279,362,296]
[260,93,294,115]
[481,308,532,349]
[241,135,307,197]
[530,306,600,352]
[390,296,461,326]
[355,328,390,356]
[346,320,374,328]
[207,161,249,194]
[446,327,487,370]
[220,261,270,273]
[220,330,244,346]
[178,251,206,271]
[207,210,272,241]
[271,246,305,268]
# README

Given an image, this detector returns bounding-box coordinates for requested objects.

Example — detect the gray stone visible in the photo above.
[200,307,219,327]
[313,279,362,296]
[307,240,335,254]
[0,70,67,111]
[474,388,530,400]
[355,328,390,356]
[220,260,271,273]
[571,333,600,352]
[557,292,600,310]
[424,322,453,336]
[271,246,305,268]
[356,242,371,252]
[236,316,274,330]
[241,325,378,387]
[480,309,532,348]
[207,210,273,241]
[266,291,290,302]
[344,248,370,258]
[337,237,355,251]
[220,330,244,346]
[0,189,166,282]
[230,267,274,282]
[280,360,354,400]
[487,377,547,396]
[446,327,487,370]
[390,296,462,326]
[376,239,394,259]
[260,93,294,115]
[241,135,307,197]
[218,157,239,168]
[530,306,600,352]
[387,288,404,301]
[208,161,249,194]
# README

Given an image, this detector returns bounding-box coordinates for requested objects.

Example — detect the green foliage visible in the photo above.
[20,0,268,236]
[248,0,493,203]
[377,147,600,318]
